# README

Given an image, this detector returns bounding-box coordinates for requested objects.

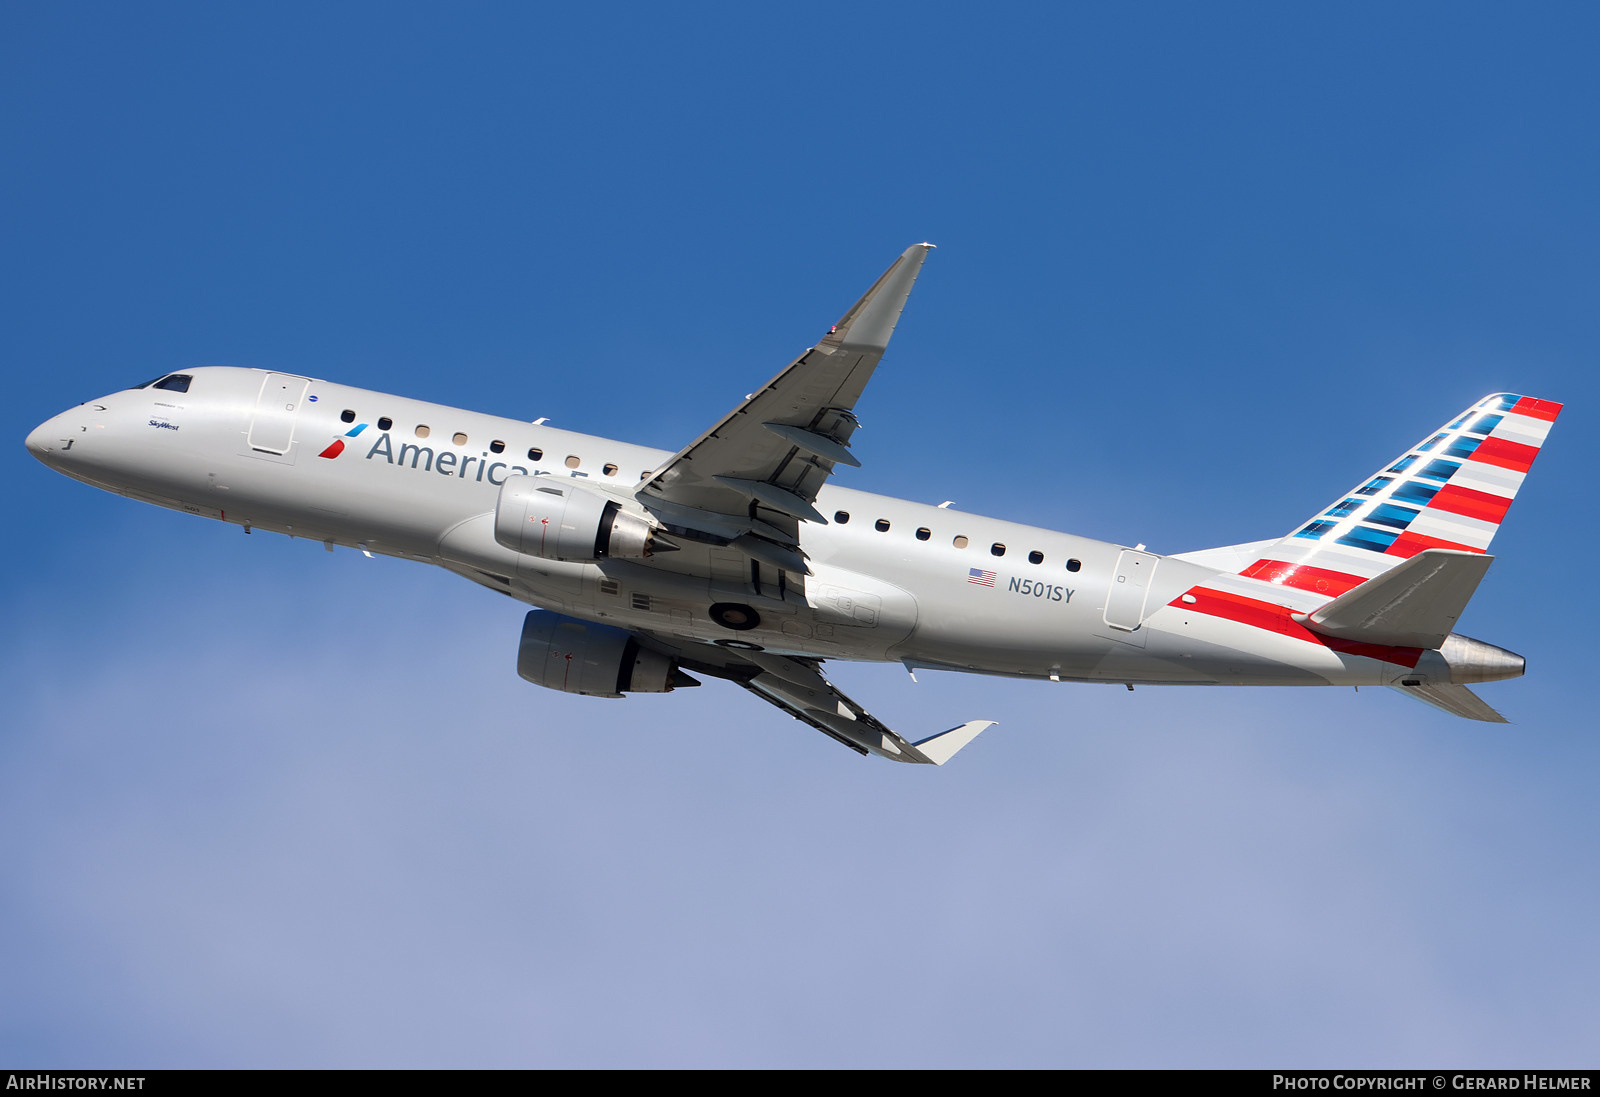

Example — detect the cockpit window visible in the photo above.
[129,376,165,390]
[152,374,192,393]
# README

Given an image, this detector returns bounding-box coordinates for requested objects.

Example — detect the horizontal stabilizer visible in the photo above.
[1297,549,1493,649]
[907,720,996,765]
[1390,681,1508,723]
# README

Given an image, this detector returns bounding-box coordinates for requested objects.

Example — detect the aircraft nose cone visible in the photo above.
[25,420,54,459]
[26,412,79,467]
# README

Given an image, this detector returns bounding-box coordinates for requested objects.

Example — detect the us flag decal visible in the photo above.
[967,569,996,587]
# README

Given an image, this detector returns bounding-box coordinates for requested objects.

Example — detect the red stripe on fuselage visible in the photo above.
[1510,397,1563,422]
[1171,587,1422,668]
[1469,436,1539,473]
[1239,559,1367,597]
[1386,530,1483,558]
[1429,484,1512,525]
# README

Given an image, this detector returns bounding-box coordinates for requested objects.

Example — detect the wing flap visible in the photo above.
[728,533,811,576]
[642,632,992,763]
[761,422,862,467]
[713,476,829,525]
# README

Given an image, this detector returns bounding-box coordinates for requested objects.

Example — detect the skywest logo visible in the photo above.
[333,430,534,486]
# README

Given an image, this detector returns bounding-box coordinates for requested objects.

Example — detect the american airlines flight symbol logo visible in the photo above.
[318,422,368,459]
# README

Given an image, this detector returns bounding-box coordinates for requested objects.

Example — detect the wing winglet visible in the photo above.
[907,720,997,765]
[820,243,934,355]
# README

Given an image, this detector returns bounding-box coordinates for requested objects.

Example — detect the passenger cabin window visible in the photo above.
[1066,559,1082,572]
[490,440,505,454]
[340,409,356,423]
[528,448,543,461]
[453,432,469,446]
[953,535,969,549]
[834,511,850,524]
[415,425,431,438]
[991,543,1006,557]
[378,417,392,431]
[874,519,891,532]
[603,463,618,477]
[916,528,931,541]
[1028,550,1044,564]
[565,455,581,469]
[153,374,192,393]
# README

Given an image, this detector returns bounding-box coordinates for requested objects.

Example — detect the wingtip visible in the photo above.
[909,719,996,765]
[824,243,935,354]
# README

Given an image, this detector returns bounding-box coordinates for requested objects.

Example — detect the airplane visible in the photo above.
[25,244,1562,765]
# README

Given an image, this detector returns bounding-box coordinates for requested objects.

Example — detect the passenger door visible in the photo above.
[247,373,309,456]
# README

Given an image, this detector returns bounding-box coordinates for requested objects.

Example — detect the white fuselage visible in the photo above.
[27,366,1429,692]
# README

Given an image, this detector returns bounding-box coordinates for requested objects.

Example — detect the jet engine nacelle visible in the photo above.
[516,610,695,698]
[493,476,658,561]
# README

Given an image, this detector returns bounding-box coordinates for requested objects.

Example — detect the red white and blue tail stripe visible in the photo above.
[1165,393,1561,669]
[1237,393,1561,597]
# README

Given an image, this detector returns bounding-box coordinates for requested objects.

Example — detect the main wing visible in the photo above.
[635,243,935,579]
[641,631,994,764]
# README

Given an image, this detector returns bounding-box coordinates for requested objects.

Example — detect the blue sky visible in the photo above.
[4,3,1598,1067]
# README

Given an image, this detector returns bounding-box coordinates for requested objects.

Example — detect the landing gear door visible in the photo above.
[247,373,309,457]
[1104,549,1159,631]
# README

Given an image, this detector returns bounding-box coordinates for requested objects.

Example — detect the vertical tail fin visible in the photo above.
[1235,394,1562,598]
